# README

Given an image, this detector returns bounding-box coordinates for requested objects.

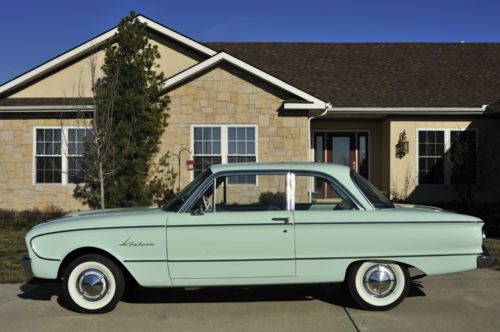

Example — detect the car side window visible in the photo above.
[213,173,287,212]
[294,174,356,211]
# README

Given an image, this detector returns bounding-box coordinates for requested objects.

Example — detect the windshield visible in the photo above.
[162,170,212,212]
[350,171,394,209]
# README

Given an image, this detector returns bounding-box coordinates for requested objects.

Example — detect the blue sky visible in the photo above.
[1,0,499,84]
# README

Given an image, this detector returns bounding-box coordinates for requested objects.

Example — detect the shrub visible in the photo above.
[0,206,65,231]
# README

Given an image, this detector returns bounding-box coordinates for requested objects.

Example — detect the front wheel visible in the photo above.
[348,261,410,311]
[62,254,125,314]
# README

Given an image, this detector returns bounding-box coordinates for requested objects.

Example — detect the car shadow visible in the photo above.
[18,278,426,312]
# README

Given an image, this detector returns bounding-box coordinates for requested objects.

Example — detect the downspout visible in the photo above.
[307,103,331,161]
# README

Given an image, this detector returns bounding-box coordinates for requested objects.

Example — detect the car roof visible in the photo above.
[209,162,350,174]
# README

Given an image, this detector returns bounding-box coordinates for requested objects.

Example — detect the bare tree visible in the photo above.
[61,55,131,209]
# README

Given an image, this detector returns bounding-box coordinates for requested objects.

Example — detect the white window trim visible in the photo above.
[32,126,90,186]
[415,127,478,186]
[190,124,259,181]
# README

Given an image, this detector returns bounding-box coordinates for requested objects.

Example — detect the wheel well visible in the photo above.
[58,247,137,285]
[343,260,417,282]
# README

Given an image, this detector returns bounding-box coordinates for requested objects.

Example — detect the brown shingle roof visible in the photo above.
[0,97,93,106]
[205,42,500,107]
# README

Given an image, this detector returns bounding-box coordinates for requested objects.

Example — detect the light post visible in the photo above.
[170,148,191,192]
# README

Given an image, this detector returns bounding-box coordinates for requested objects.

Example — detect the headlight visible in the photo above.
[482,227,486,240]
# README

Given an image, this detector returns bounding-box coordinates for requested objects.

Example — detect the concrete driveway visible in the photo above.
[0,269,499,332]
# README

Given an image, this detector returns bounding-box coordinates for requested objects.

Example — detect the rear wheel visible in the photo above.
[348,261,410,310]
[62,254,124,314]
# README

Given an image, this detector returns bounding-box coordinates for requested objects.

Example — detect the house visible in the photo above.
[1,15,500,211]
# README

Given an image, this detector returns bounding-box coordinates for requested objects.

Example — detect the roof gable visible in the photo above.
[0,15,216,98]
[163,52,326,109]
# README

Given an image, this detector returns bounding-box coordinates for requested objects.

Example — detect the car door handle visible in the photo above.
[272,217,290,223]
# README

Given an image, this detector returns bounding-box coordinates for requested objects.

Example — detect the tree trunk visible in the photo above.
[99,162,105,209]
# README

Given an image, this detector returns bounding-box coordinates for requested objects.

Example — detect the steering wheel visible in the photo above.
[202,196,213,211]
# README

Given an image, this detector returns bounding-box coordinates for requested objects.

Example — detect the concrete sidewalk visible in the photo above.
[0,269,499,332]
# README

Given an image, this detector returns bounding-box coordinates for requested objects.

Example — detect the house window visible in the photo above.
[418,131,445,184]
[192,125,257,184]
[34,127,92,185]
[417,129,477,185]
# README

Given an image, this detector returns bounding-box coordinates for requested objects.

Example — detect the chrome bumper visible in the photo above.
[477,245,491,268]
[20,256,33,277]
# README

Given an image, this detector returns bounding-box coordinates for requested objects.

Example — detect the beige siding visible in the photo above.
[9,35,203,98]
[389,117,500,203]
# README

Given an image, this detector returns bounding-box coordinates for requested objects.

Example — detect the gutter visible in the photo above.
[325,106,487,115]
[0,105,93,113]
[307,103,330,161]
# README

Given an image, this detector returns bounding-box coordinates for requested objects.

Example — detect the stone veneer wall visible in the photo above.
[0,64,311,211]
[0,117,87,211]
[160,63,310,190]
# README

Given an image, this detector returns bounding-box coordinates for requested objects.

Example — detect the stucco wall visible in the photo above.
[0,116,87,211]
[9,35,202,98]
[389,117,500,203]
[160,63,309,190]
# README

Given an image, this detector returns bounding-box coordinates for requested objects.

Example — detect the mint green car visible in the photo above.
[22,163,490,313]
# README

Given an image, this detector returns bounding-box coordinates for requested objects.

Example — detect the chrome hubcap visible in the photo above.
[363,264,397,298]
[76,269,108,301]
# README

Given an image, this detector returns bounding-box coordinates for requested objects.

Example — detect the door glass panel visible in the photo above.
[315,134,324,162]
[296,174,356,210]
[214,174,287,212]
[332,136,350,166]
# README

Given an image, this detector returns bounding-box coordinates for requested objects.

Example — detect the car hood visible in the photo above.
[60,206,160,219]
[28,206,168,238]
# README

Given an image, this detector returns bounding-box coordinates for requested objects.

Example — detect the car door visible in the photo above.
[292,172,367,281]
[166,171,295,283]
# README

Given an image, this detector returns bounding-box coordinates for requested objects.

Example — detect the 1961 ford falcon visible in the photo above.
[22,163,490,313]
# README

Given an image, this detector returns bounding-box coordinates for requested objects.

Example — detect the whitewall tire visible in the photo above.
[62,254,125,314]
[348,261,410,310]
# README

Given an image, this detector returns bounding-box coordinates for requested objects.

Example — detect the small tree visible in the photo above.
[74,11,170,209]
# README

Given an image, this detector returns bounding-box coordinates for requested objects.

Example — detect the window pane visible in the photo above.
[213,141,221,155]
[213,127,221,140]
[228,142,236,154]
[247,141,255,154]
[228,127,236,140]
[194,142,202,154]
[203,127,212,140]
[44,129,53,141]
[246,127,255,140]
[237,127,245,140]
[36,129,44,142]
[215,174,286,212]
[296,174,356,210]
[194,127,202,140]
[69,129,76,141]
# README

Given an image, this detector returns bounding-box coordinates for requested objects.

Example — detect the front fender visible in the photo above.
[27,226,171,286]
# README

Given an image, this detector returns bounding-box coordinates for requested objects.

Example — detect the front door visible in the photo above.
[166,172,295,283]
[314,131,369,199]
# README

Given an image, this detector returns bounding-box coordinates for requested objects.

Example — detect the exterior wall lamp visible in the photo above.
[396,130,410,159]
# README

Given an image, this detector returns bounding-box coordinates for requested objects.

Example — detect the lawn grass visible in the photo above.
[0,227,499,284]
[0,228,28,283]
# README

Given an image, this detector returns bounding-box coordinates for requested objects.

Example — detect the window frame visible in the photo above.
[180,170,364,213]
[32,126,91,186]
[415,128,479,186]
[190,124,259,184]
